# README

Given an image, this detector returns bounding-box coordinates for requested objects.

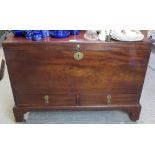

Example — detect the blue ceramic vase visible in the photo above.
[25,30,42,41]
[11,30,25,37]
[12,30,80,40]
[41,30,50,38]
[50,30,70,38]
[69,30,80,35]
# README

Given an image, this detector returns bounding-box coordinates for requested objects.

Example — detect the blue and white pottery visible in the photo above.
[70,30,80,35]
[11,30,25,37]
[50,30,70,38]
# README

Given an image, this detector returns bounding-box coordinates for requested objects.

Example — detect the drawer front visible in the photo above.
[105,93,139,105]
[17,94,76,106]
[17,93,139,107]
[80,94,107,105]
[80,93,139,106]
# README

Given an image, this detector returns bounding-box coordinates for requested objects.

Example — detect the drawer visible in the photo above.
[80,93,139,105]
[80,94,107,105]
[18,94,76,106]
[108,93,139,105]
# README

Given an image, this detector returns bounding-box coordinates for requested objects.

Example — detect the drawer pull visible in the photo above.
[74,52,84,61]
[107,94,112,104]
[44,95,49,104]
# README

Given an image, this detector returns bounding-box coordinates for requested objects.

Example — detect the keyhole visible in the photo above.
[74,52,84,61]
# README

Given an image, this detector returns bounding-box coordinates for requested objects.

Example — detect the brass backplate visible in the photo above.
[44,95,49,104]
[107,94,112,104]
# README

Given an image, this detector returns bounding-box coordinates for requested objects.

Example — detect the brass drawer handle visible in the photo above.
[74,52,84,61]
[107,94,112,104]
[44,95,49,104]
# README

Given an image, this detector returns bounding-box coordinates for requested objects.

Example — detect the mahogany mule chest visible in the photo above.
[2,32,151,122]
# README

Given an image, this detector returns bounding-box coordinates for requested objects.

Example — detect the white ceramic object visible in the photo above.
[98,30,107,41]
[84,30,98,40]
[111,30,144,41]
[98,30,111,41]
[147,30,155,42]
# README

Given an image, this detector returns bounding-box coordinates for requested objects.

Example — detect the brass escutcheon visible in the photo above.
[44,95,49,104]
[107,94,112,104]
[74,51,84,61]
